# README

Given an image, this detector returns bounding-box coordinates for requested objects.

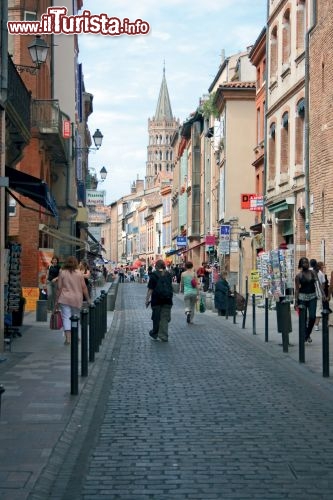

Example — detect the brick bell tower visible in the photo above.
[145,66,179,189]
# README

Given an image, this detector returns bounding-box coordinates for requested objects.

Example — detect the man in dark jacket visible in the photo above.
[214,271,230,316]
[145,259,173,342]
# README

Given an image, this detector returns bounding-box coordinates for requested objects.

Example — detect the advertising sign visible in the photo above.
[176,236,187,246]
[86,190,105,206]
[249,195,264,211]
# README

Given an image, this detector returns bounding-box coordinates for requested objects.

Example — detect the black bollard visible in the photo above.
[264,297,269,342]
[81,308,89,377]
[322,309,330,378]
[0,385,5,416]
[70,315,79,395]
[89,303,96,362]
[94,297,101,351]
[298,304,306,363]
[100,290,107,337]
[233,286,237,324]
[252,294,256,335]
[242,293,248,329]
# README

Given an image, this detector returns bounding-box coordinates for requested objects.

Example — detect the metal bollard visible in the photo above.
[264,297,269,342]
[0,385,5,416]
[100,290,107,337]
[89,304,96,362]
[252,294,256,335]
[81,308,89,377]
[322,309,330,378]
[70,315,79,395]
[94,298,101,351]
[298,304,306,363]
[242,293,248,329]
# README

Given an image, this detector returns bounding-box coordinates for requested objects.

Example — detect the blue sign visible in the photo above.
[220,225,230,236]
[176,236,187,247]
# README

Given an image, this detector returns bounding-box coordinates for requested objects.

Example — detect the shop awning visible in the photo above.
[178,241,205,254]
[6,166,58,219]
[39,224,87,249]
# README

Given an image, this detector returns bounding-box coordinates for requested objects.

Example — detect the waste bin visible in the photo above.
[11,296,26,327]
[276,299,292,334]
[36,300,48,322]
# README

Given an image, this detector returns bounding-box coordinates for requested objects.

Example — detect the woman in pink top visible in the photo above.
[56,256,91,345]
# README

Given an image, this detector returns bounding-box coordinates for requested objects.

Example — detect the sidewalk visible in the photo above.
[0,283,113,500]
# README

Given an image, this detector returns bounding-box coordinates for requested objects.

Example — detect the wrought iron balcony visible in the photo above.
[31,99,70,164]
[6,55,31,164]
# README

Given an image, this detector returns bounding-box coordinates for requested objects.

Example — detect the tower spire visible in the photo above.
[154,64,173,121]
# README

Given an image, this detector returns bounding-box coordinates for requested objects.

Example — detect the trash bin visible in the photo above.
[11,296,26,327]
[276,299,292,334]
[36,300,48,322]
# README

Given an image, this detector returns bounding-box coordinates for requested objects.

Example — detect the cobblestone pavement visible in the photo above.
[39,283,333,499]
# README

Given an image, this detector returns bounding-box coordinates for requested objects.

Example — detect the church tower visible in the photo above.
[145,67,179,190]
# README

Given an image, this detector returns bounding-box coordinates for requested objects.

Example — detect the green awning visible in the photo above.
[268,201,289,214]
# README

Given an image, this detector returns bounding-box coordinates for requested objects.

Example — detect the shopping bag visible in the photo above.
[199,297,206,313]
[50,309,63,330]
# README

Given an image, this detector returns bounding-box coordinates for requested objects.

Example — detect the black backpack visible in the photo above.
[154,271,173,301]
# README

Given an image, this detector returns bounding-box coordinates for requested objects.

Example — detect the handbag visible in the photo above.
[191,277,197,288]
[50,309,63,330]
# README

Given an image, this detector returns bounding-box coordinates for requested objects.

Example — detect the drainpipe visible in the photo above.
[263,0,269,249]
[0,0,8,353]
[304,0,317,242]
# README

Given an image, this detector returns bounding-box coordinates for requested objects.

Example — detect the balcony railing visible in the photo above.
[31,99,70,164]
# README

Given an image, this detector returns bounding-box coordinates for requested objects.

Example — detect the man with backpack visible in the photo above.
[145,259,173,342]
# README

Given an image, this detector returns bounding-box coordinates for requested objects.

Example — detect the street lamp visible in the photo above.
[14,36,49,74]
[99,166,107,181]
[73,129,104,157]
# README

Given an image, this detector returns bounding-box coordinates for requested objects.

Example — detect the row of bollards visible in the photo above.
[243,292,330,378]
[70,290,108,395]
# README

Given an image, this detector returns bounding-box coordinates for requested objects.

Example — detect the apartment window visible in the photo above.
[270,25,278,80]
[268,122,276,181]
[295,99,305,167]
[280,112,289,174]
[24,11,37,21]
[296,0,306,53]
[282,9,291,67]
[257,108,261,144]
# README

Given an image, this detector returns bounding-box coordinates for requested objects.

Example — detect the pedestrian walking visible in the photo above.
[180,261,199,324]
[311,260,327,331]
[145,259,173,342]
[79,260,92,299]
[55,256,91,345]
[118,265,125,283]
[47,255,61,312]
[214,270,231,316]
[294,257,318,343]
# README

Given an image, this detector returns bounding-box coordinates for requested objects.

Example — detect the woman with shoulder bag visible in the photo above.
[295,257,319,343]
[180,261,199,324]
[47,256,61,312]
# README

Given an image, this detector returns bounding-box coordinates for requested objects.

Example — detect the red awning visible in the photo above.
[178,241,205,254]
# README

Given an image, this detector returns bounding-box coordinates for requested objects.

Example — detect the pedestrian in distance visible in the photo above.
[46,255,61,312]
[214,270,231,317]
[145,259,173,342]
[294,257,319,343]
[55,256,91,345]
[79,260,92,299]
[180,261,199,324]
[118,265,125,283]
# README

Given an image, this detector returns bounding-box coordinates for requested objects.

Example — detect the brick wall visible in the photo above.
[309,0,333,272]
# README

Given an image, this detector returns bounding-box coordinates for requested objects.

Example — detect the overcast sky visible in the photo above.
[78,0,267,204]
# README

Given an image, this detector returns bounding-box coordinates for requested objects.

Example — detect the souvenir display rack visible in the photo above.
[4,242,23,339]
[256,248,294,303]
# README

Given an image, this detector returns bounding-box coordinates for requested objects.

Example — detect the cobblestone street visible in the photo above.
[42,282,333,500]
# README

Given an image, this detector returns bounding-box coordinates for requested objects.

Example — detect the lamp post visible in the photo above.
[73,129,104,158]
[14,36,49,74]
